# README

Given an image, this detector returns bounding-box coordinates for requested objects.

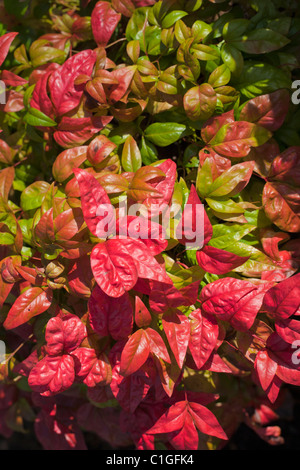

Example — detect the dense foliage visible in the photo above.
[0,0,300,450]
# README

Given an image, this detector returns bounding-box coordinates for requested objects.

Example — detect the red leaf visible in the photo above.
[48,50,97,116]
[91,240,138,298]
[188,308,219,369]
[1,70,27,87]
[196,245,249,275]
[208,121,272,158]
[239,90,290,132]
[145,328,170,363]
[87,135,117,166]
[148,398,227,444]
[4,287,53,330]
[268,146,300,188]
[67,255,93,299]
[200,277,267,331]
[53,115,113,148]
[73,168,115,238]
[52,146,87,183]
[176,185,211,248]
[0,32,18,67]
[0,167,14,201]
[112,0,135,17]
[120,327,170,376]
[162,311,190,368]
[116,216,168,256]
[109,66,135,103]
[149,280,197,314]
[199,148,231,181]
[110,364,152,413]
[31,63,60,120]
[261,273,300,320]
[275,318,300,344]
[72,347,112,387]
[91,237,171,297]
[188,401,228,440]
[45,314,87,356]
[135,296,152,328]
[168,413,199,450]
[142,159,177,214]
[201,110,235,144]
[28,355,75,396]
[88,285,133,340]
[119,329,150,376]
[148,400,187,434]
[0,267,14,309]
[34,208,54,244]
[91,1,121,47]
[54,207,85,242]
[262,182,300,233]
[254,349,278,391]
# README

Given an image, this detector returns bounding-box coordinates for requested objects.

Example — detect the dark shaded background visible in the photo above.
[1,386,300,450]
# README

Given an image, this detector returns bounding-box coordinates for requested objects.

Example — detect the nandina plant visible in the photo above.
[0,0,300,450]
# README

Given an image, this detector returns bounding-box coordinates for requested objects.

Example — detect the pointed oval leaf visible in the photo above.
[4,287,53,330]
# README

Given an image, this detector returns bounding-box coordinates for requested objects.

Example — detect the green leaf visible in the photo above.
[223,19,250,41]
[192,44,220,62]
[206,197,245,215]
[192,20,212,42]
[222,240,278,277]
[231,29,290,54]
[144,122,188,147]
[139,137,158,165]
[236,61,291,99]
[196,158,214,197]
[184,84,217,121]
[161,11,188,29]
[20,181,50,212]
[208,223,256,250]
[0,232,15,245]
[121,135,142,172]
[221,43,244,76]
[24,108,57,128]
[205,162,254,198]
[208,64,231,88]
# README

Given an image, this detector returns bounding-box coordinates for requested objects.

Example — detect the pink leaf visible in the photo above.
[188,308,219,369]
[91,1,121,47]
[45,314,87,356]
[73,168,115,238]
[91,240,138,298]
[53,115,113,149]
[28,355,75,396]
[176,185,211,248]
[135,296,152,328]
[188,401,228,440]
[200,277,267,331]
[162,311,190,368]
[72,347,112,387]
[239,90,290,132]
[262,273,300,320]
[119,329,150,376]
[49,50,97,116]
[254,349,278,391]
[196,245,249,275]
[4,287,53,330]
[88,285,133,340]
[0,32,18,67]
[149,280,198,314]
